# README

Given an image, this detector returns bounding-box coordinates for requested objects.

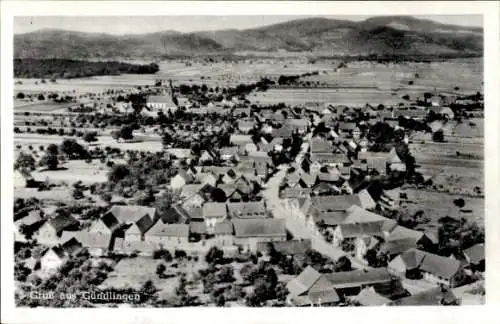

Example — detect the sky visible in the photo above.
[14,15,483,35]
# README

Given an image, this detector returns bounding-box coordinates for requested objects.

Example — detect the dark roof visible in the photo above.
[232,218,286,238]
[147,223,189,237]
[324,268,394,289]
[161,205,190,224]
[338,221,385,238]
[398,249,462,280]
[287,266,322,296]
[257,239,312,256]
[388,287,457,306]
[61,237,84,256]
[42,246,67,259]
[463,243,485,264]
[202,202,227,219]
[48,214,78,233]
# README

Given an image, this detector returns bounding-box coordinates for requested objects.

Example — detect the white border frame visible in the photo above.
[2,1,499,324]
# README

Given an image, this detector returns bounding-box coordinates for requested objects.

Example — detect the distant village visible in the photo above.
[14,74,485,307]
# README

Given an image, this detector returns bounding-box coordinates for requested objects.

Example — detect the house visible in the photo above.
[233,107,251,118]
[36,214,79,245]
[146,95,177,112]
[254,160,269,178]
[166,148,192,160]
[324,268,396,297]
[354,287,391,306]
[388,286,458,306]
[332,221,385,259]
[232,218,286,252]
[104,205,156,242]
[220,146,239,161]
[227,201,267,219]
[343,205,397,234]
[160,205,191,224]
[257,239,312,259]
[170,170,194,190]
[145,222,189,247]
[386,225,436,251]
[213,220,234,246]
[237,120,255,134]
[199,150,216,165]
[286,266,340,306]
[388,249,467,287]
[310,137,334,154]
[61,230,112,257]
[386,147,406,173]
[40,246,67,275]
[202,202,227,231]
[285,118,309,134]
[15,210,46,239]
[462,243,485,272]
[230,134,253,146]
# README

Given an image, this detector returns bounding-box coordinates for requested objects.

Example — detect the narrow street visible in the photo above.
[263,155,368,269]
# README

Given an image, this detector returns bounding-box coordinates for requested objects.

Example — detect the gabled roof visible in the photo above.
[61,230,111,250]
[310,137,334,154]
[107,205,156,224]
[387,147,403,164]
[387,225,425,242]
[257,239,312,256]
[15,210,45,227]
[227,201,266,218]
[214,220,233,235]
[343,205,397,233]
[380,238,418,256]
[148,95,176,106]
[202,202,227,219]
[147,223,189,237]
[189,221,208,235]
[338,221,385,238]
[324,268,394,289]
[48,214,78,233]
[311,195,363,212]
[232,218,286,238]
[388,287,457,306]
[397,249,462,280]
[286,265,322,296]
[463,243,485,264]
[307,275,340,304]
[355,287,391,306]
[41,246,67,260]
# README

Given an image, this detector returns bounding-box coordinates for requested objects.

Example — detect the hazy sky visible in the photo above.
[14,15,483,35]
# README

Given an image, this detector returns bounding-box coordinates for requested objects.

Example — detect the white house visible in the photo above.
[146,95,177,112]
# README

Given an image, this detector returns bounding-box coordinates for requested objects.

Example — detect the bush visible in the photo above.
[174,250,187,259]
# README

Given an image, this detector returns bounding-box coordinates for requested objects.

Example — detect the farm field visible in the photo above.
[249,88,412,107]
[31,160,109,185]
[14,101,70,113]
[15,134,164,153]
[398,188,484,228]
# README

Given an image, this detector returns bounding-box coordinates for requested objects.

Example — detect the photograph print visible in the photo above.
[12,13,485,308]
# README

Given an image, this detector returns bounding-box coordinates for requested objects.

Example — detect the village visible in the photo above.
[12,68,485,307]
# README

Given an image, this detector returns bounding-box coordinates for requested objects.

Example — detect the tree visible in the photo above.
[72,187,84,200]
[210,188,227,203]
[453,198,466,208]
[83,131,98,144]
[37,94,45,101]
[118,125,134,140]
[205,246,224,264]
[60,139,88,159]
[424,92,433,103]
[47,144,59,155]
[432,130,444,142]
[156,263,166,277]
[108,164,130,183]
[334,256,352,272]
[16,92,25,99]
[39,153,59,170]
[14,152,36,171]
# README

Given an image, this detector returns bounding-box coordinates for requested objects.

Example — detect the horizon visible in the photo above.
[14,15,483,35]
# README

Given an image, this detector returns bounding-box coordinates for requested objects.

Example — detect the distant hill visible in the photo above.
[14,16,483,59]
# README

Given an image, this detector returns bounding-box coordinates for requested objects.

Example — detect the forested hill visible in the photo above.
[14,59,160,79]
[15,16,483,59]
